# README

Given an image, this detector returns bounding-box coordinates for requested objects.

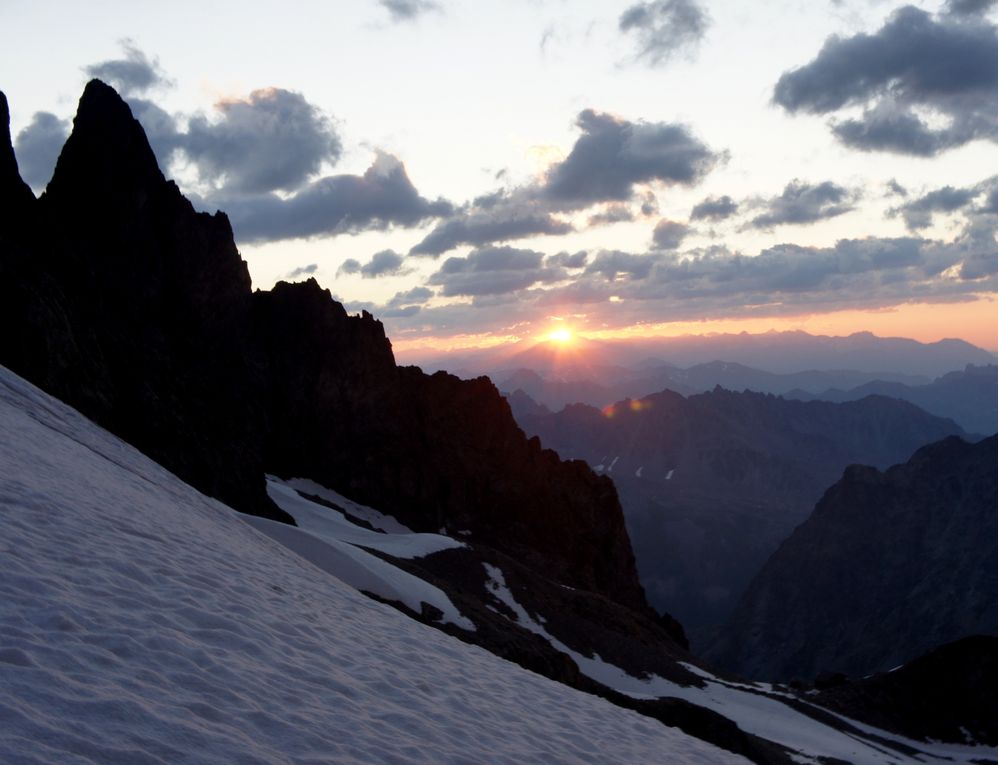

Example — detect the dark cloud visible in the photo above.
[184,88,341,194]
[945,0,998,16]
[619,0,710,66]
[891,185,978,229]
[540,109,719,208]
[428,246,566,296]
[410,109,717,257]
[750,180,855,229]
[545,250,589,269]
[378,0,440,22]
[979,185,998,213]
[690,194,738,221]
[410,202,571,257]
[774,6,998,156]
[84,41,170,96]
[13,112,68,190]
[287,263,319,279]
[576,236,985,316]
[337,249,407,278]
[588,204,635,226]
[585,251,656,280]
[886,179,909,197]
[960,251,998,278]
[652,219,689,250]
[337,259,362,276]
[212,153,453,243]
[387,286,434,307]
[379,229,998,339]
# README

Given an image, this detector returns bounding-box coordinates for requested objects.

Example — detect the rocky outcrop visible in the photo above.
[0,81,646,611]
[706,434,998,682]
[813,636,998,746]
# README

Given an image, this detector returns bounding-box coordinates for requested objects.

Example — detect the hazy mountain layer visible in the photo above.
[792,364,998,436]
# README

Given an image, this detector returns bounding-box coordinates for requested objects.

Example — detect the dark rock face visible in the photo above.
[1,92,34,217]
[706,434,998,682]
[516,387,966,631]
[0,81,646,611]
[1,80,278,520]
[252,279,647,608]
[813,636,998,746]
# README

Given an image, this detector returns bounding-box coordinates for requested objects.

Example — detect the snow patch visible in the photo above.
[266,478,464,560]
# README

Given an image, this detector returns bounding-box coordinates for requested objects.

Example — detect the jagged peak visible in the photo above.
[0,90,36,213]
[43,79,165,209]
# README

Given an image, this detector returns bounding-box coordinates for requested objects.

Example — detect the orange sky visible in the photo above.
[393,297,998,360]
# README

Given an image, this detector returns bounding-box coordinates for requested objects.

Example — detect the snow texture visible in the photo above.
[0,366,747,765]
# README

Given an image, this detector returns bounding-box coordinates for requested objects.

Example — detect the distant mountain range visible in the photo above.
[499,362,934,412]
[511,387,965,633]
[412,330,996,383]
[706,433,998,683]
[788,364,998,436]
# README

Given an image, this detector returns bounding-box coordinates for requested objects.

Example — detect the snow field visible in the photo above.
[0,367,746,765]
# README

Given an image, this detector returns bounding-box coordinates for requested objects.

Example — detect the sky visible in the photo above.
[3,0,998,355]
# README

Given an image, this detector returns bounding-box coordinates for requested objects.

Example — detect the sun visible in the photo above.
[546,327,573,345]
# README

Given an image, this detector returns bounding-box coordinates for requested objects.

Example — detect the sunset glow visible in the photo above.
[546,328,574,345]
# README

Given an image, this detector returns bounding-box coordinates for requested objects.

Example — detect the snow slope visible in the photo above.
[0,366,747,765]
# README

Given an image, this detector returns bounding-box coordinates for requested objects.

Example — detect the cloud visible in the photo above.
[387,286,434,307]
[750,180,856,229]
[428,246,567,296]
[287,263,319,279]
[652,219,689,250]
[960,251,998,278]
[410,199,572,257]
[585,251,657,280]
[774,6,998,156]
[886,179,909,197]
[84,40,170,96]
[213,152,453,242]
[539,109,719,208]
[377,228,998,339]
[587,204,635,226]
[13,112,69,190]
[337,249,407,278]
[545,250,589,269]
[410,109,718,257]
[573,236,991,319]
[891,185,979,229]
[945,0,998,16]
[619,0,710,66]
[378,0,440,22]
[184,88,342,194]
[690,194,738,221]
